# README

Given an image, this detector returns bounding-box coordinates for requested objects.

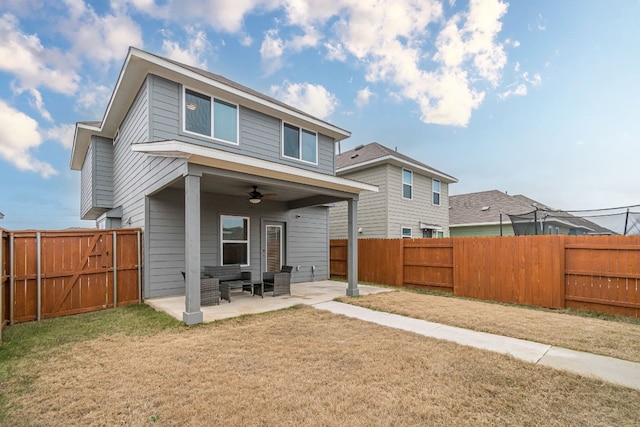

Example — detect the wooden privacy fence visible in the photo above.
[1,228,142,341]
[330,235,640,318]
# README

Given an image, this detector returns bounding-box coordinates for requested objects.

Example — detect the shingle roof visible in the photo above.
[449,190,539,225]
[336,142,457,182]
[449,190,612,233]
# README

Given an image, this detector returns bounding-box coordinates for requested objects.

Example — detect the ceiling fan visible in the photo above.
[248,186,278,204]
[248,186,263,204]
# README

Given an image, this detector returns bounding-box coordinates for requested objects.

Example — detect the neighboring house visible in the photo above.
[449,190,613,236]
[70,47,376,324]
[329,142,457,239]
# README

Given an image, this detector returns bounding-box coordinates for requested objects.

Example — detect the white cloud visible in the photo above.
[10,84,54,122]
[260,29,285,74]
[162,26,211,68]
[355,87,373,108]
[324,42,346,61]
[60,1,143,65]
[75,83,111,116]
[0,100,57,177]
[0,13,80,95]
[113,0,512,126]
[240,34,253,47]
[270,81,338,120]
[45,123,75,149]
[498,71,541,100]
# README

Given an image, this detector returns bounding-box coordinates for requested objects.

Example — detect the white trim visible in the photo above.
[337,154,458,183]
[132,140,378,194]
[220,215,250,267]
[401,226,412,238]
[402,168,413,200]
[281,122,318,165]
[432,178,441,206]
[265,224,284,272]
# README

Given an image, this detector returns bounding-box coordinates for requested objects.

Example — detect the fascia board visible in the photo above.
[132,140,379,195]
[337,155,458,183]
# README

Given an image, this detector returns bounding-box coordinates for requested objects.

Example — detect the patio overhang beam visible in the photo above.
[133,140,378,197]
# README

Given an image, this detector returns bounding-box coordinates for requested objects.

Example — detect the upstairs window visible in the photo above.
[283,123,317,164]
[402,169,413,199]
[184,88,238,144]
[432,179,441,205]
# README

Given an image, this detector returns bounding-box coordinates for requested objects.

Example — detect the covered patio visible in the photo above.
[146,280,390,322]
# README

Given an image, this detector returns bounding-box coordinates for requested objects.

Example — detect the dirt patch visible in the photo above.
[339,290,640,363]
[4,306,640,426]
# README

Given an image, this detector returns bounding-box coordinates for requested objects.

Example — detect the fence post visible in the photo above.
[137,230,142,303]
[0,229,3,345]
[112,231,118,308]
[36,232,42,322]
[9,233,14,325]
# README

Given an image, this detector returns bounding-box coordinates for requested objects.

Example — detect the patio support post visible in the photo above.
[183,173,203,325]
[346,197,359,297]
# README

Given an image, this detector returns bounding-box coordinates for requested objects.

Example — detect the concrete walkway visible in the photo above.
[313,301,640,392]
[146,281,640,392]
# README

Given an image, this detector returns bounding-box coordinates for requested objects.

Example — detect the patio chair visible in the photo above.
[200,278,221,306]
[261,265,293,297]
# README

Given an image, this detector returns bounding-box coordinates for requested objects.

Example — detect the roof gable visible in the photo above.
[71,47,351,170]
[336,142,457,183]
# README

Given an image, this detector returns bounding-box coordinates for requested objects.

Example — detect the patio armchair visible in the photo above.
[260,265,293,297]
[200,278,220,306]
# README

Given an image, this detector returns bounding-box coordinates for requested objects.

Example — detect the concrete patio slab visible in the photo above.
[145,280,390,323]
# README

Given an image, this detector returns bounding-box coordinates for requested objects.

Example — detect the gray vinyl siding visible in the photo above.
[80,136,114,220]
[93,136,113,208]
[147,188,185,297]
[146,186,330,297]
[329,164,389,239]
[112,76,186,229]
[148,75,335,175]
[80,143,93,219]
[387,165,450,238]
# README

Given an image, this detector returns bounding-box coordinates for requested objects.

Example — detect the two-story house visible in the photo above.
[70,48,376,324]
[329,143,457,239]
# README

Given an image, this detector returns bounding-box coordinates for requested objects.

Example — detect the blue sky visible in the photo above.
[0,0,638,229]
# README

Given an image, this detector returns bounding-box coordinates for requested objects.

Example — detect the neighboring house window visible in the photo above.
[432,179,441,205]
[436,231,444,238]
[221,215,249,265]
[402,227,412,238]
[283,123,317,163]
[184,88,238,144]
[402,169,413,199]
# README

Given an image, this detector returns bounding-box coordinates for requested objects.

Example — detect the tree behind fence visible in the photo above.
[330,235,640,318]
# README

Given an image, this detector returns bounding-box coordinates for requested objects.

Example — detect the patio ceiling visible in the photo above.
[135,140,378,209]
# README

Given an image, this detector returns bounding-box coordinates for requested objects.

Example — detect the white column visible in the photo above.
[346,197,359,297]
[183,173,203,325]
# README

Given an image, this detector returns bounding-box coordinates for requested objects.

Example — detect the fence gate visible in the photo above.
[2,229,141,326]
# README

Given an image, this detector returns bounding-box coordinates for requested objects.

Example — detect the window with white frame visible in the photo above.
[283,123,317,163]
[184,88,238,143]
[221,215,249,265]
[432,178,441,205]
[401,227,412,238]
[402,169,413,199]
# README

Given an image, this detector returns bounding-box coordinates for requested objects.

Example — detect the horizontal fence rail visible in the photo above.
[1,228,143,340]
[330,235,640,318]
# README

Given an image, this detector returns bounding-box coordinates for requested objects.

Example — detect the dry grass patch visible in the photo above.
[3,306,640,426]
[338,290,640,362]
